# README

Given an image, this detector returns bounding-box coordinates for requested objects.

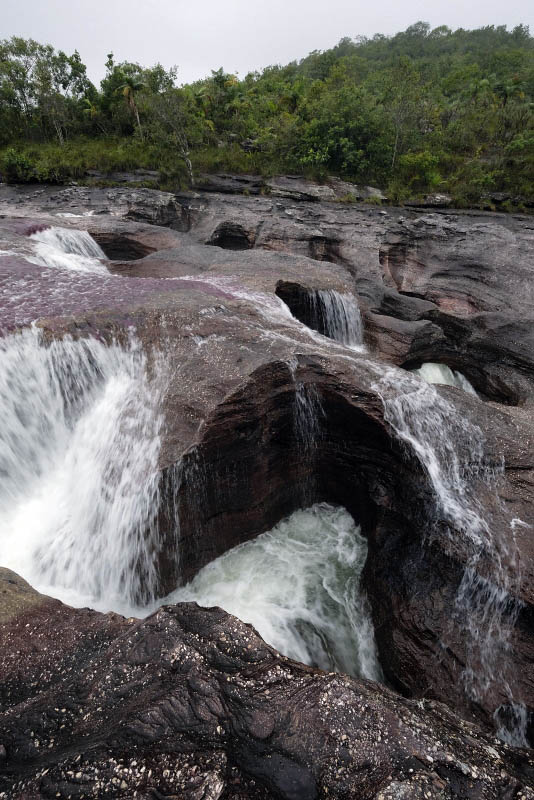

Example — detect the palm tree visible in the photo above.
[82,97,108,135]
[117,75,145,139]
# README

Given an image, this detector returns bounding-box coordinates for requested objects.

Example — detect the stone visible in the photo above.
[195,173,265,195]
[0,575,533,799]
[265,176,337,201]
[405,193,453,208]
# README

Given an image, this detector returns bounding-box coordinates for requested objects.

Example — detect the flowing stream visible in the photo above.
[0,226,529,745]
[304,288,364,347]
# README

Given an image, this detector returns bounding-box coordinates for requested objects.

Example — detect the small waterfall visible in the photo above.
[412,362,477,396]
[167,504,383,681]
[287,357,325,505]
[30,227,108,274]
[0,327,164,615]
[294,381,324,451]
[372,365,526,745]
[307,289,363,347]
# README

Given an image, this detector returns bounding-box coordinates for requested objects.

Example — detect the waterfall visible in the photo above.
[372,365,526,745]
[412,362,477,396]
[294,381,324,451]
[0,327,164,615]
[30,227,108,274]
[307,289,363,347]
[167,504,383,681]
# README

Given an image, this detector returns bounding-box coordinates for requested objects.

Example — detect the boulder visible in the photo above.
[85,168,160,185]
[195,173,265,195]
[405,193,453,208]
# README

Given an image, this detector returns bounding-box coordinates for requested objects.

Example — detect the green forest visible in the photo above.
[1,22,533,208]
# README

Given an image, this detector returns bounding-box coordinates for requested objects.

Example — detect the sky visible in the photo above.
[3,0,533,87]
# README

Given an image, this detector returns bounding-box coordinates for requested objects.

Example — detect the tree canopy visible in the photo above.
[1,23,533,206]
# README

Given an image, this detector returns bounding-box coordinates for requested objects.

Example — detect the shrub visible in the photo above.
[0,148,36,183]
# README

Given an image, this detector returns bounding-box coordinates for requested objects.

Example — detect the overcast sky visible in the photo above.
[3,0,533,86]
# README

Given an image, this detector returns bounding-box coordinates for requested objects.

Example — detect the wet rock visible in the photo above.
[0,184,183,227]
[165,191,534,404]
[0,578,533,799]
[208,220,256,249]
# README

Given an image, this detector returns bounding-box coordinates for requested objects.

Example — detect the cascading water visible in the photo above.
[307,289,363,347]
[0,326,164,615]
[287,356,325,452]
[167,503,383,681]
[30,227,108,274]
[412,362,477,396]
[372,365,527,745]
[1,218,527,746]
[294,381,324,451]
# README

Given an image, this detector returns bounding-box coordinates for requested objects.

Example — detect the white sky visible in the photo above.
[3,0,533,86]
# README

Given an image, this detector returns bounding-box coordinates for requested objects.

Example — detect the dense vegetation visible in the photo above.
[1,22,533,207]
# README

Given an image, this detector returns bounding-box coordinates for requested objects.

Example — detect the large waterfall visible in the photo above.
[0,327,164,615]
[0,223,528,747]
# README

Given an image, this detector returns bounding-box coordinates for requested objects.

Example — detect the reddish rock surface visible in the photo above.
[1,568,533,800]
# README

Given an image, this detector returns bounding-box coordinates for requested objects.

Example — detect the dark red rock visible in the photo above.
[1,571,533,800]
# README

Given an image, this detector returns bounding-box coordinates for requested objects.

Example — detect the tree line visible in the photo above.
[1,22,533,207]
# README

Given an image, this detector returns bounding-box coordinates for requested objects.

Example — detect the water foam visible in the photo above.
[167,504,383,681]
[413,362,477,396]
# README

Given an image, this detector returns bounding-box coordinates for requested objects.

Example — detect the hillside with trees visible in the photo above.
[1,22,533,208]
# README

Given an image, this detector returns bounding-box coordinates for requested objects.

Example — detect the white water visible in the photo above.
[30,227,108,274]
[372,365,526,745]
[413,362,477,396]
[167,504,383,681]
[0,327,164,614]
[374,367,487,543]
[308,289,363,348]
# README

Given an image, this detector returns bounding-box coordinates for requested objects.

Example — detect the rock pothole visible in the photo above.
[89,231,157,261]
[208,221,256,250]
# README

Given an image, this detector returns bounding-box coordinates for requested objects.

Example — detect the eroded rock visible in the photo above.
[1,573,533,799]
